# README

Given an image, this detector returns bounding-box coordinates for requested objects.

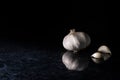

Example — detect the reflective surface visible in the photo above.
[0,42,117,80]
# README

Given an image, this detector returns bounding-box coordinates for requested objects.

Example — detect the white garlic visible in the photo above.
[91,52,104,63]
[62,51,88,71]
[63,29,91,52]
[91,53,111,63]
[98,45,111,55]
[91,52,103,59]
[91,45,112,63]
[98,45,112,60]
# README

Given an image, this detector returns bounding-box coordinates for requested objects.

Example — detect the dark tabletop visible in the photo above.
[0,39,119,80]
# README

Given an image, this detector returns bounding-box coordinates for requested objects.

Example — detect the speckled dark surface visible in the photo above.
[0,41,117,80]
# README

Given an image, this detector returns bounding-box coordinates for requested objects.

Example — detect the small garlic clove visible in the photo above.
[91,51,111,63]
[91,52,103,59]
[91,52,104,63]
[98,45,111,55]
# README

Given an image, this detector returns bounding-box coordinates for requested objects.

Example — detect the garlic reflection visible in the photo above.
[91,58,104,64]
[63,29,91,52]
[62,51,88,71]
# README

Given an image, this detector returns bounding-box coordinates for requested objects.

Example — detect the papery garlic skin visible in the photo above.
[63,33,80,51]
[63,29,91,52]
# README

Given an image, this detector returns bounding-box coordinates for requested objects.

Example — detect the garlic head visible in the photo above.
[63,29,91,52]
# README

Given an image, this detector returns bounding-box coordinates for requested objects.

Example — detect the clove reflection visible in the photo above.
[62,51,89,71]
[91,58,104,64]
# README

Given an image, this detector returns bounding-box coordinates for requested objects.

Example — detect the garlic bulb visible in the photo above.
[63,29,91,52]
[62,51,88,71]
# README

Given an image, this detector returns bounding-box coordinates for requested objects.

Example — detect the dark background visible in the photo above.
[0,1,119,80]
[0,1,113,52]
[0,1,110,47]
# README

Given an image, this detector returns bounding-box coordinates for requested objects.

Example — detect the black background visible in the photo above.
[0,1,114,51]
[0,1,110,47]
[0,1,120,80]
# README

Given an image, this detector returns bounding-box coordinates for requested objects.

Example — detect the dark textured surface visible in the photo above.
[0,42,117,80]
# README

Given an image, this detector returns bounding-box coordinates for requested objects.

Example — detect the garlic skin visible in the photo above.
[62,51,88,71]
[98,45,111,55]
[63,29,91,52]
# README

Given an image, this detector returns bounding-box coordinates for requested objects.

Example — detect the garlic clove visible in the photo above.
[91,52,104,63]
[91,52,103,59]
[62,51,88,71]
[98,45,111,55]
[91,51,111,63]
